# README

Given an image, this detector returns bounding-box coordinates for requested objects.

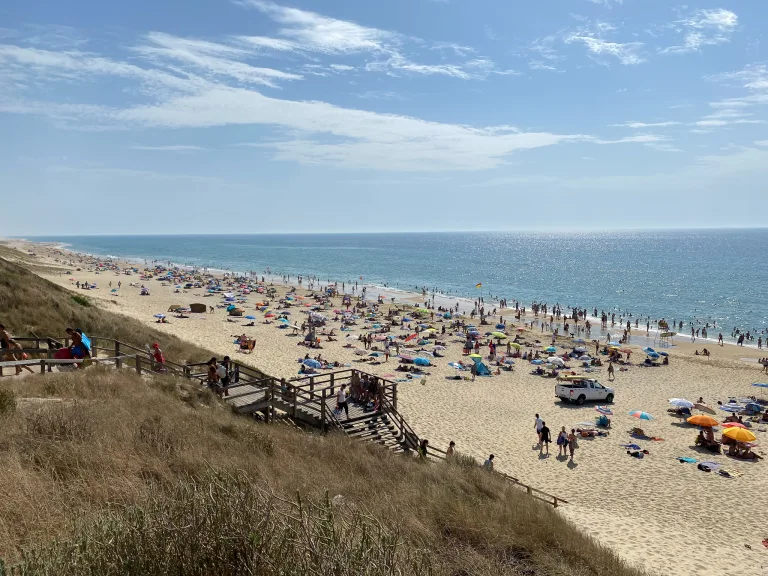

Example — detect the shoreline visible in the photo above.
[13,238,767,352]
[3,240,768,576]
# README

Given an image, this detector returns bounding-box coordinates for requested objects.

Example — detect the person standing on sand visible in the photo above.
[718,333,723,346]
[483,454,495,471]
[557,426,568,457]
[540,422,551,456]
[568,429,578,462]
[446,441,456,458]
[470,362,477,381]
[607,361,615,381]
[534,413,544,444]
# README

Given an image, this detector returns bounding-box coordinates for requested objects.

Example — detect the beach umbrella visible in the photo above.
[574,346,587,353]
[245,315,256,320]
[647,352,660,359]
[722,422,747,429]
[531,359,543,365]
[111,288,119,293]
[719,403,744,413]
[547,357,565,367]
[153,313,166,319]
[722,427,756,443]
[504,358,515,365]
[596,406,613,415]
[669,398,694,409]
[303,359,322,369]
[468,353,483,360]
[642,347,656,354]
[687,415,718,427]
[752,382,768,388]
[496,323,505,330]
[508,342,522,350]
[608,341,620,346]
[628,410,654,420]
[278,318,289,324]
[492,332,507,339]
[414,357,431,366]
[545,346,557,353]
[579,355,591,361]
[448,362,464,370]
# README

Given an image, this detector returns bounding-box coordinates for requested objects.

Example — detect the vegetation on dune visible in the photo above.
[0,252,647,575]
[0,250,207,364]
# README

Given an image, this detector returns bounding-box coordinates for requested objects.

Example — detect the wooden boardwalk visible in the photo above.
[1,336,567,507]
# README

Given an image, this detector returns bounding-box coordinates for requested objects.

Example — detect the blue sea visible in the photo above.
[28,229,768,341]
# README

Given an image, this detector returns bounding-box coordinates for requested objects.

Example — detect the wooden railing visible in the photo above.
[1,336,567,507]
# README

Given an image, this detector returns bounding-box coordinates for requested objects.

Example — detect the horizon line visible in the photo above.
[8,225,768,238]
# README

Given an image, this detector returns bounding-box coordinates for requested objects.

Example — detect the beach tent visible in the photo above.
[474,361,491,376]
[189,303,207,314]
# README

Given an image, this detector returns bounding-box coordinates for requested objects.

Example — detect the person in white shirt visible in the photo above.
[336,384,349,418]
[534,413,544,444]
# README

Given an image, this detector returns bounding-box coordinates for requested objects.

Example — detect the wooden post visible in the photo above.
[115,341,122,369]
[526,486,532,497]
[309,378,314,399]
[91,337,97,359]
[135,355,142,375]
[553,497,558,508]
[329,372,334,389]
[321,389,327,432]
[393,382,398,411]
[40,359,45,374]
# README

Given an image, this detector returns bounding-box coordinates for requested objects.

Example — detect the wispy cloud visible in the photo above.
[564,20,645,65]
[755,140,768,147]
[234,0,510,80]
[611,121,681,128]
[660,8,738,54]
[129,145,206,152]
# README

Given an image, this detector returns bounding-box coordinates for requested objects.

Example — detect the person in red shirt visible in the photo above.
[151,343,166,371]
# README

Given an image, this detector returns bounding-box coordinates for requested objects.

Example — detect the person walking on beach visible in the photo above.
[534,413,544,444]
[470,362,477,381]
[336,384,349,419]
[446,440,456,458]
[607,361,615,381]
[557,426,568,457]
[540,422,551,456]
[483,454,495,471]
[718,333,723,346]
[568,429,578,462]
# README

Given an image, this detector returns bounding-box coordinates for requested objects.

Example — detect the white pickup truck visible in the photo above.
[555,378,614,405]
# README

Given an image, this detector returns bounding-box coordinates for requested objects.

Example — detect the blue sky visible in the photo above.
[1,0,767,234]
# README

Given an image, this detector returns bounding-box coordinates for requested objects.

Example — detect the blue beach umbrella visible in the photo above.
[647,352,660,359]
[642,347,656,354]
[608,341,620,346]
[719,403,744,413]
[531,359,544,365]
[278,318,289,323]
[303,359,322,369]
[545,346,557,353]
[414,357,431,366]
[154,313,165,319]
[245,315,256,320]
[628,410,654,420]
[596,406,613,415]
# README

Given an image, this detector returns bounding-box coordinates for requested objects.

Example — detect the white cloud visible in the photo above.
[755,140,768,147]
[661,8,738,54]
[566,35,644,65]
[529,61,557,71]
[611,121,681,128]
[129,145,206,151]
[134,32,302,88]
[234,0,508,80]
[237,0,396,55]
[693,119,765,127]
[585,0,623,6]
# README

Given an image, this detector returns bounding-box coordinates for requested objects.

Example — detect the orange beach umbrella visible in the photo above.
[687,415,718,427]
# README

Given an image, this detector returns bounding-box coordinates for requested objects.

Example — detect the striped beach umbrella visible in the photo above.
[628,410,654,420]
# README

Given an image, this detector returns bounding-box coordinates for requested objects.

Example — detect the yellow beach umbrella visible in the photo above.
[491,332,507,339]
[469,354,483,359]
[722,427,756,442]
[508,342,522,350]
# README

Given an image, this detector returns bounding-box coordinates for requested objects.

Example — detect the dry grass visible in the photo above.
[0,253,208,364]
[0,369,646,576]
[0,252,647,575]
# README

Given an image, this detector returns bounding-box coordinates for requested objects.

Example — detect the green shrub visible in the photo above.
[71,294,91,307]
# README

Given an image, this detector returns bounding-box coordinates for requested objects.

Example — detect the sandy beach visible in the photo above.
[4,241,768,576]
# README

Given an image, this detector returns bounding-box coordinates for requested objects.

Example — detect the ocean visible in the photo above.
[28,229,768,342]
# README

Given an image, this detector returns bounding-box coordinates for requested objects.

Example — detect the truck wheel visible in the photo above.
[605,394,614,403]
[577,395,586,406]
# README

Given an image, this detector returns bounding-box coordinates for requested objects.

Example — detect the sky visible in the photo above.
[1,0,767,234]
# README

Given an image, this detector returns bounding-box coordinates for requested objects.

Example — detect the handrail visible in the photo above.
[2,334,567,507]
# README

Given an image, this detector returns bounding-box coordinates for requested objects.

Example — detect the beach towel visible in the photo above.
[718,468,743,479]
[621,443,641,450]
[677,456,698,463]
